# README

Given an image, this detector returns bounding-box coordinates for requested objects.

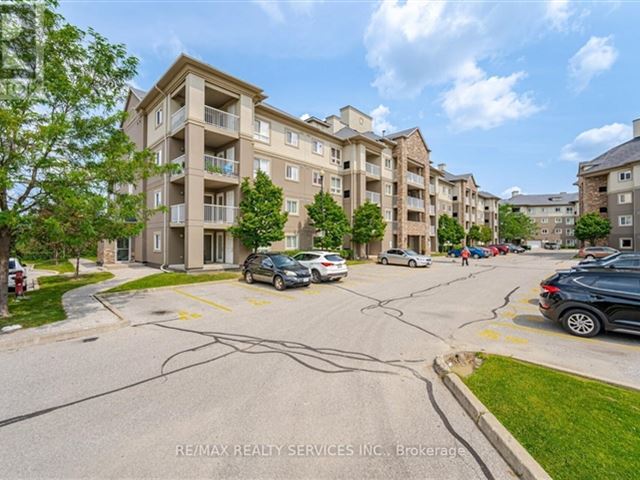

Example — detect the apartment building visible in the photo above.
[98,54,435,269]
[502,192,579,247]
[577,118,640,250]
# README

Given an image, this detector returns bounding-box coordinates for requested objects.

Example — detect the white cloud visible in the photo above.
[253,0,321,23]
[560,123,631,162]
[545,0,573,31]
[299,113,311,121]
[442,70,541,131]
[568,36,618,93]
[370,104,396,135]
[253,0,285,23]
[501,186,522,198]
[152,31,199,60]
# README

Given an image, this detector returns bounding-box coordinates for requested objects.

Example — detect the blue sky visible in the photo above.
[61,0,640,197]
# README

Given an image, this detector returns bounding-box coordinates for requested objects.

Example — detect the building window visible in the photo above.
[154,150,162,166]
[554,228,562,234]
[330,176,342,195]
[540,218,548,224]
[384,209,392,221]
[618,192,632,204]
[618,170,632,182]
[555,217,563,223]
[541,229,549,234]
[566,207,574,214]
[155,108,163,127]
[253,158,270,177]
[254,118,270,143]
[599,207,608,213]
[285,234,299,250]
[312,170,322,187]
[566,239,576,247]
[285,130,299,147]
[566,217,575,225]
[153,190,162,208]
[153,232,161,252]
[285,164,299,182]
[343,190,350,198]
[598,186,607,193]
[555,207,561,213]
[384,157,393,169]
[312,139,324,155]
[343,161,350,170]
[285,199,299,216]
[566,229,574,236]
[619,215,633,227]
[620,238,633,249]
[330,146,341,164]
[384,183,393,196]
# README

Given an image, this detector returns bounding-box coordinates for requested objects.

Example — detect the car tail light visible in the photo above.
[321,262,334,267]
[542,284,560,294]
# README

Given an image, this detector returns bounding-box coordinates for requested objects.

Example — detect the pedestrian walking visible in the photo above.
[461,246,470,267]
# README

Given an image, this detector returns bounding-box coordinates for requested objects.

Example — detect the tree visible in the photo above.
[575,213,611,246]
[437,214,465,250]
[499,204,537,242]
[230,170,288,252]
[467,225,482,245]
[0,1,153,316]
[351,202,386,257]
[305,191,350,250]
[479,225,493,244]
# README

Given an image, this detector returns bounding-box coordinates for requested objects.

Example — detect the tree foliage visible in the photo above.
[351,202,386,256]
[479,225,493,244]
[230,170,288,252]
[305,191,350,250]
[499,204,538,242]
[575,213,611,245]
[467,225,482,244]
[437,214,465,249]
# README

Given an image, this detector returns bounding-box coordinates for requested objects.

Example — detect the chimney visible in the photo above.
[511,188,521,198]
[634,118,640,139]
[437,163,447,171]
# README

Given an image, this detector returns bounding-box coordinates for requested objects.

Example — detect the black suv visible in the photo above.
[242,253,311,290]
[575,252,640,271]
[539,270,640,337]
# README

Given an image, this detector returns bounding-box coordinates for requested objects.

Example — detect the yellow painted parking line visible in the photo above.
[177,310,203,321]
[505,335,529,344]
[479,329,500,340]
[172,288,232,313]
[303,289,321,295]
[234,283,295,300]
[247,298,270,307]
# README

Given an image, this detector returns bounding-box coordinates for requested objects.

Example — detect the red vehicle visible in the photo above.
[485,246,499,256]
[489,244,509,255]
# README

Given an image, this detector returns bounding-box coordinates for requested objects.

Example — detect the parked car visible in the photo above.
[8,257,27,291]
[578,246,619,260]
[292,251,348,282]
[507,244,525,254]
[448,247,490,259]
[378,249,432,267]
[575,252,640,270]
[544,242,561,250]
[485,246,500,256]
[539,269,640,337]
[488,244,509,255]
[242,252,310,290]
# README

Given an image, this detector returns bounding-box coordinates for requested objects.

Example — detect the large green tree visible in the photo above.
[575,213,612,246]
[0,1,154,316]
[479,225,493,244]
[499,204,538,242]
[467,225,482,245]
[230,170,288,252]
[305,191,350,250]
[437,214,465,250]
[351,201,386,257]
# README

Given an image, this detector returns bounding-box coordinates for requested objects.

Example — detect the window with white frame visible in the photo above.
[540,207,546,212]
[619,170,632,182]
[567,239,576,246]
[566,217,575,225]
[619,215,633,227]
[555,207,561,213]
[312,139,324,155]
[154,150,162,166]
[330,176,342,195]
[384,183,393,196]
[155,108,163,127]
[330,147,341,164]
[620,238,633,249]
[253,118,270,143]
[618,192,632,204]
[285,199,299,216]
[285,129,299,147]
[253,158,270,177]
[384,156,393,169]
[384,209,393,221]
[540,218,548,223]
[555,217,563,223]
[153,232,161,252]
[541,228,549,234]
[285,234,299,250]
[566,228,574,236]
[153,190,162,208]
[554,228,562,234]
[285,164,299,182]
[312,170,322,187]
[566,207,574,214]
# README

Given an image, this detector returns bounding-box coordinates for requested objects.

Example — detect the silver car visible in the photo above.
[377,249,432,268]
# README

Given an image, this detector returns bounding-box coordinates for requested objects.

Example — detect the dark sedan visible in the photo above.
[539,270,640,337]
[242,252,311,291]
[575,252,640,270]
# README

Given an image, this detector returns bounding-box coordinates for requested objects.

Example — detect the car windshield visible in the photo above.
[8,260,15,270]
[325,254,343,262]
[404,249,419,256]
[599,253,621,263]
[271,255,298,268]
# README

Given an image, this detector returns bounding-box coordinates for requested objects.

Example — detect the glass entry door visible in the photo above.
[204,234,214,264]
[215,232,225,263]
[116,238,130,262]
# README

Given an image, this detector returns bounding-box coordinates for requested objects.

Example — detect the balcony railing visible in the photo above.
[430,226,436,236]
[365,162,381,177]
[391,221,397,232]
[171,204,185,224]
[171,106,186,131]
[392,195,397,206]
[429,184,436,195]
[429,205,436,215]
[204,154,239,177]
[366,191,381,205]
[407,196,425,210]
[171,155,185,176]
[204,205,238,225]
[406,171,425,187]
[204,106,238,132]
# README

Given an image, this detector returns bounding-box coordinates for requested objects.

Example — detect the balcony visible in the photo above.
[430,226,436,236]
[204,154,239,177]
[171,106,186,131]
[429,205,436,216]
[204,106,238,133]
[204,205,238,225]
[365,162,381,177]
[171,204,185,224]
[429,184,436,195]
[406,172,425,187]
[171,155,186,176]
[406,196,425,210]
[366,191,381,205]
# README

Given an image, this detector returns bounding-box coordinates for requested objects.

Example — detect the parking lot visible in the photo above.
[1,250,639,479]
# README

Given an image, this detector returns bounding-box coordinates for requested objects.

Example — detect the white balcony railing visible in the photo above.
[407,196,425,210]
[391,221,397,232]
[171,204,185,224]
[204,205,238,225]
[392,195,397,206]
[204,154,239,177]
[365,162,381,177]
[171,106,186,131]
[429,205,436,216]
[406,171,425,186]
[366,191,381,205]
[171,155,185,176]
[204,105,239,132]
[429,184,436,195]
[430,226,436,236]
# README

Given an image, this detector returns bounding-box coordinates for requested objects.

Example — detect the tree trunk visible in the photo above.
[0,227,11,317]
[75,255,80,278]
[53,248,59,265]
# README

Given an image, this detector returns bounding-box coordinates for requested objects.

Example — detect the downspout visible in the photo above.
[155,85,169,271]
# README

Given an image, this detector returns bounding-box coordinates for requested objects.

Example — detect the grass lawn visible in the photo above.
[32,259,75,274]
[463,355,640,480]
[0,272,113,330]
[105,271,239,293]
[346,259,372,266]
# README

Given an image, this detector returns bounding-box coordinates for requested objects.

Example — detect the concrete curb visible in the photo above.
[99,276,241,297]
[434,352,552,480]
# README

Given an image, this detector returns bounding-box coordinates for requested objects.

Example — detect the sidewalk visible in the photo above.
[0,260,155,351]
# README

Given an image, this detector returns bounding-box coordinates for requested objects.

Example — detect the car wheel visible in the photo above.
[273,275,286,291]
[311,269,322,283]
[244,271,254,284]
[408,259,417,268]
[381,258,388,265]
[561,310,602,338]
[473,254,479,259]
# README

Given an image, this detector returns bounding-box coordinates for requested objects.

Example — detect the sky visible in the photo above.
[60,0,640,198]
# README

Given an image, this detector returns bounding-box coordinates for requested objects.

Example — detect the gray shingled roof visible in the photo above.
[386,127,418,139]
[334,127,388,143]
[579,137,640,175]
[478,191,500,199]
[130,86,147,100]
[442,170,473,182]
[504,192,578,206]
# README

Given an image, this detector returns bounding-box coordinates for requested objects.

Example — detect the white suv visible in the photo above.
[8,257,27,290]
[292,251,348,283]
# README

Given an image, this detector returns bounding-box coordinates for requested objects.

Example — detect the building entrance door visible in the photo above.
[204,234,214,264]
[215,231,225,263]
[116,238,130,262]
